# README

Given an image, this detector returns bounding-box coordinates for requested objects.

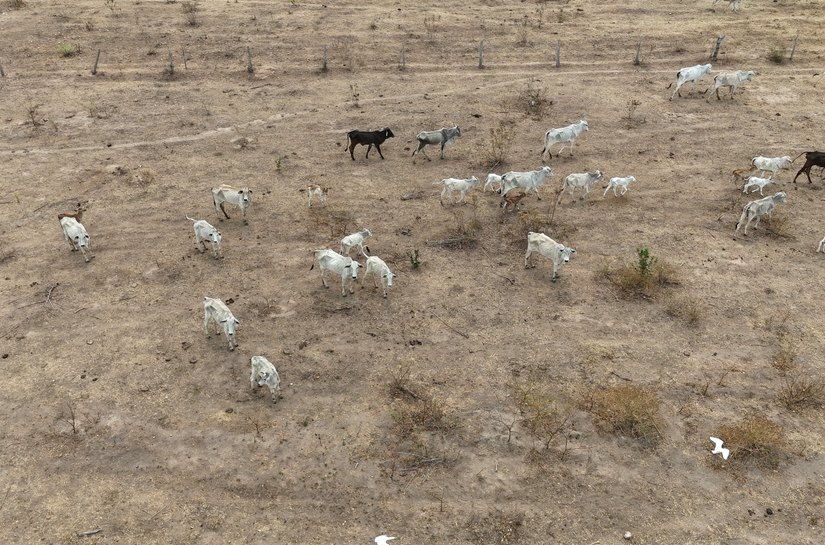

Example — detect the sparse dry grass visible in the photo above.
[586,385,664,447]
[716,412,789,468]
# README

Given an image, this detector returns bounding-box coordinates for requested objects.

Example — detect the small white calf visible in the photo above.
[751,155,793,179]
[306,184,329,208]
[706,70,754,101]
[362,256,396,298]
[501,166,553,200]
[211,184,252,224]
[203,297,239,351]
[59,217,93,263]
[735,191,787,235]
[713,0,742,12]
[340,228,372,257]
[557,170,604,203]
[311,249,360,296]
[541,120,589,160]
[484,173,504,192]
[524,232,576,282]
[436,176,480,205]
[186,217,222,259]
[742,176,775,196]
[603,176,637,197]
[250,356,281,403]
[669,63,713,100]
[818,236,825,253]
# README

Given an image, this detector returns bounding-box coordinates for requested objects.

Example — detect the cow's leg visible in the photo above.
[375,143,385,159]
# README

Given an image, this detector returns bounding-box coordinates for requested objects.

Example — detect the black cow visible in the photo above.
[345,128,394,161]
[792,151,825,183]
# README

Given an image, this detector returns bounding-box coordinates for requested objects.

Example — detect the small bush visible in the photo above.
[486,120,515,169]
[57,43,79,57]
[768,46,785,64]
[777,374,825,409]
[716,412,788,467]
[467,510,524,545]
[587,385,663,447]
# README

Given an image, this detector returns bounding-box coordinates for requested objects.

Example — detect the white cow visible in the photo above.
[483,173,504,192]
[436,176,479,205]
[541,120,589,160]
[250,356,281,403]
[186,217,222,259]
[211,184,252,224]
[306,184,329,208]
[524,232,576,282]
[735,191,787,235]
[59,217,93,263]
[362,256,396,298]
[603,176,637,197]
[341,228,372,257]
[311,249,360,296]
[669,63,713,100]
[203,297,240,351]
[713,0,742,11]
[706,70,754,100]
[500,166,553,200]
[742,176,775,196]
[751,155,793,179]
[557,170,604,203]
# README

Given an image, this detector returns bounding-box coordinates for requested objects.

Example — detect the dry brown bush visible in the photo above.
[716,412,788,468]
[467,509,524,545]
[586,385,663,447]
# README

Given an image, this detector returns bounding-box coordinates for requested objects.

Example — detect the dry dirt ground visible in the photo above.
[1,0,825,544]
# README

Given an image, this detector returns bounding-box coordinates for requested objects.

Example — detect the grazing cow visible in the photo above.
[735,191,787,235]
[818,236,825,253]
[500,166,553,200]
[57,201,88,224]
[792,151,825,184]
[557,170,604,203]
[362,255,396,298]
[668,63,713,100]
[501,189,527,211]
[211,184,252,224]
[311,249,360,296]
[250,356,281,403]
[603,176,637,197]
[706,70,754,101]
[524,232,576,282]
[484,173,505,192]
[186,216,222,259]
[59,217,93,263]
[345,128,395,161]
[411,125,461,161]
[436,176,480,205]
[541,120,589,160]
[203,297,239,351]
[341,228,372,257]
[751,155,791,178]
[742,176,775,196]
[306,184,329,208]
[713,0,742,11]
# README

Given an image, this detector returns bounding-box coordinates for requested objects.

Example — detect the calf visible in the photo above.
[436,176,480,205]
[742,176,775,196]
[306,184,329,208]
[211,184,252,224]
[311,249,361,296]
[668,63,713,100]
[792,151,825,184]
[751,155,792,179]
[603,176,637,197]
[59,217,92,263]
[362,255,396,298]
[250,356,281,403]
[706,70,754,100]
[186,216,222,258]
[557,170,603,203]
[341,228,372,258]
[412,125,461,161]
[735,191,787,235]
[203,297,239,351]
[345,128,394,161]
[541,120,589,160]
[524,231,576,282]
[500,166,553,200]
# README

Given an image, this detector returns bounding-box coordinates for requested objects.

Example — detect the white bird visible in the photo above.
[375,536,396,545]
[709,436,730,460]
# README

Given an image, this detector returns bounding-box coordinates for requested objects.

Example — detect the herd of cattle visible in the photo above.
[54,59,825,404]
